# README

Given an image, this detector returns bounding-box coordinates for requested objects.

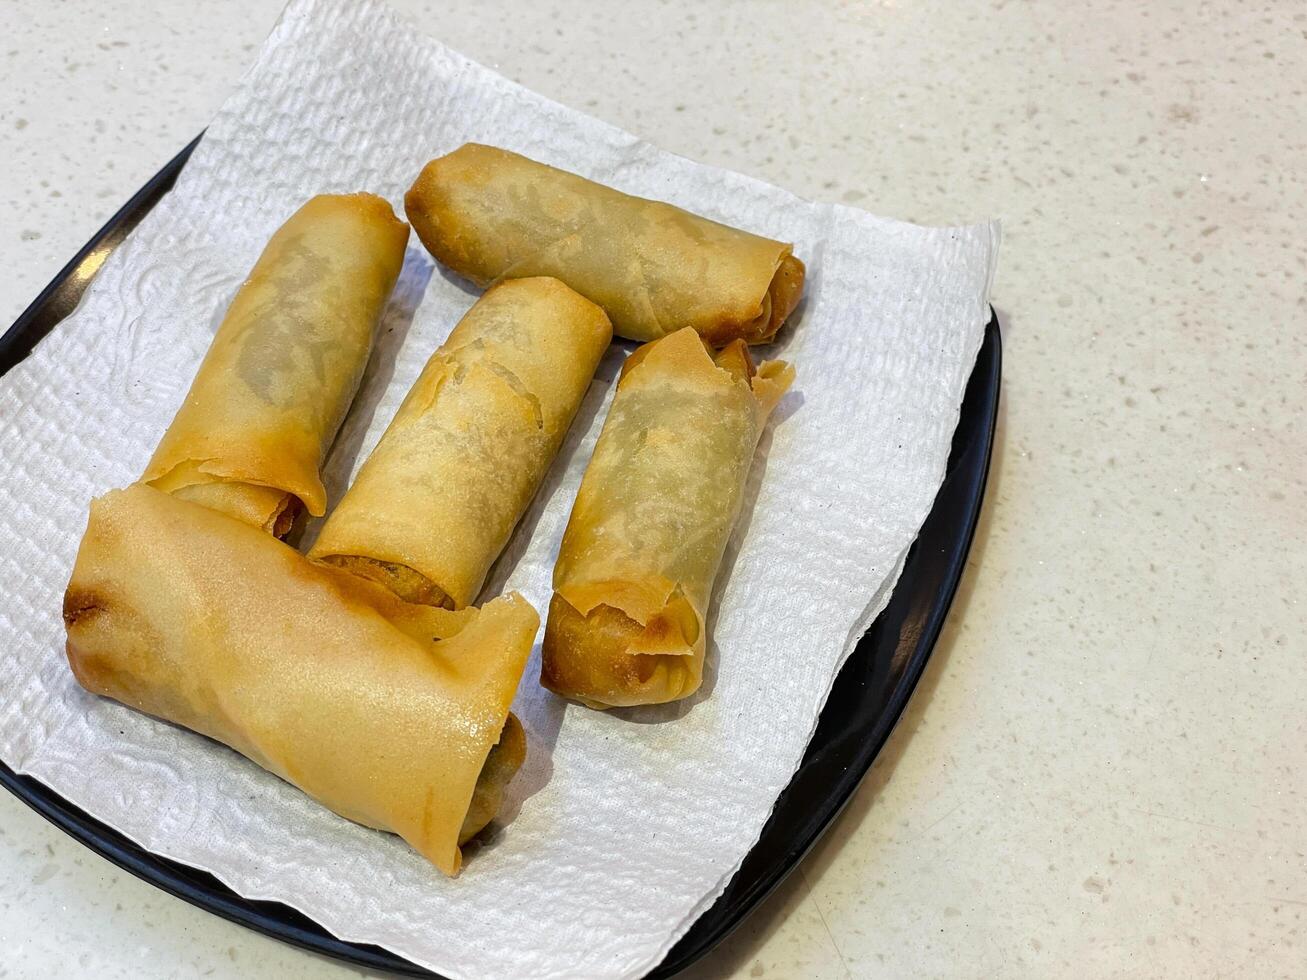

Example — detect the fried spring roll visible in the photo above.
[405,144,805,346]
[541,328,794,708]
[63,484,538,874]
[310,277,612,609]
[143,194,410,534]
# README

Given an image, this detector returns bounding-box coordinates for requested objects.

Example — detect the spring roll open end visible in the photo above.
[459,712,527,844]
[705,252,806,347]
[168,480,301,538]
[316,553,455,609]
[540,592,703,709]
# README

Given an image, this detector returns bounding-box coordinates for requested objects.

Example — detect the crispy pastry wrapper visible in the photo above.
[310,277,612,608]
[62,484,538,875]
[405,144,805,346]
[143,194,409,530]
[542,328,793,708]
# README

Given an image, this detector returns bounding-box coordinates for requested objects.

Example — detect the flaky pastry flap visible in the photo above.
[618,328,794,421]
[554,578,703,655]
[165,479,296,536]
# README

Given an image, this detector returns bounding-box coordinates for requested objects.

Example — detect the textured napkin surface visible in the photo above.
[0,1,997,976]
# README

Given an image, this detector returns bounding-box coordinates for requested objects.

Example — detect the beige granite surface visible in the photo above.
[1,1,1303,977]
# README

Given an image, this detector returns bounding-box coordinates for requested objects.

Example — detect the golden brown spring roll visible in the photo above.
[309,277,612,609]
[405,144,805,346]
[63,483,538,874]
[541,328,794,709]
[142,194,410,534]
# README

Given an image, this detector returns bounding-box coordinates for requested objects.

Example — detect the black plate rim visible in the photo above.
[0,137,1002,979]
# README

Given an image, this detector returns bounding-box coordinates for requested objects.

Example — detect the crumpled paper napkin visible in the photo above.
[0,0,998,976]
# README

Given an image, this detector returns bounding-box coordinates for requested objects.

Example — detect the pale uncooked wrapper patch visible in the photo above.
[0,0,998,976]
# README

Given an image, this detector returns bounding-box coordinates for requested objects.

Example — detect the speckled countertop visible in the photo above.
[2,1,1304,977]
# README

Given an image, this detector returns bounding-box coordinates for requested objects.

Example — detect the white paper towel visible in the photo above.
[0,0,998,976]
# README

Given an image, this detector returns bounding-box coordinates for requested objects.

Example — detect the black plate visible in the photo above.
[0,137,1001,978]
